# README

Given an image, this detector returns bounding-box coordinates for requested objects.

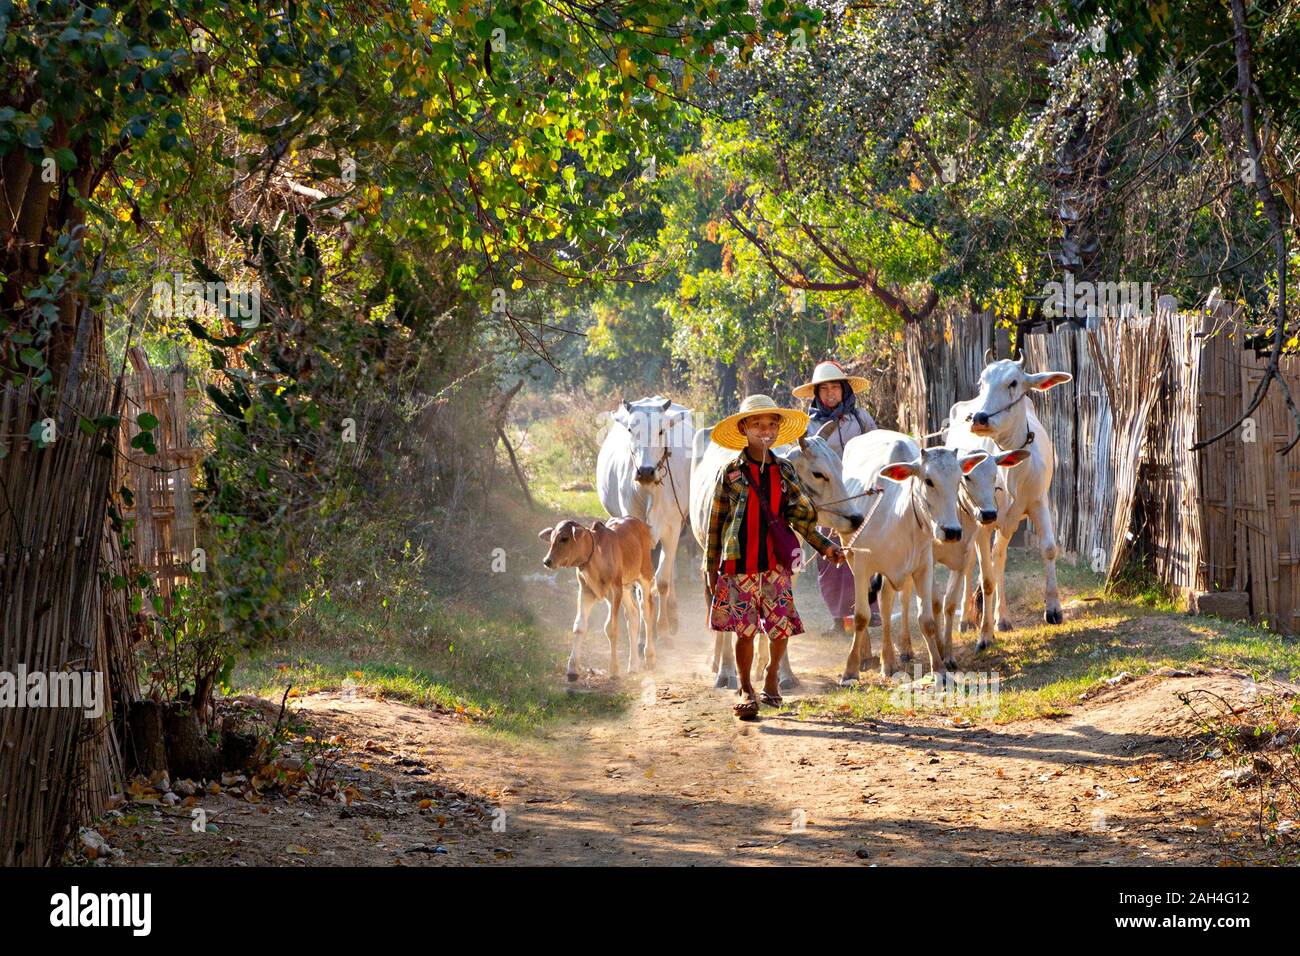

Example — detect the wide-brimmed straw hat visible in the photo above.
[711,394,810,450]
[791,360,870,400]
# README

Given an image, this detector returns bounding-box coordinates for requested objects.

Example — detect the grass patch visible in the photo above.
[514,403,607,519]
[798,551,1300,725]
[233,594,628,737]
[529,468,605,518]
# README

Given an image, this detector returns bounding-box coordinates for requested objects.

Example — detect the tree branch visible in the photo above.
[1191,0,1298,454]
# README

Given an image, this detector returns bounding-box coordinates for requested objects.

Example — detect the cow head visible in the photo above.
[783,434,864,534]
[538,520,594,568]
[611,396,692,484]
[878,447,987,544]
[955,447,1032,525]
[967,358,1072,447]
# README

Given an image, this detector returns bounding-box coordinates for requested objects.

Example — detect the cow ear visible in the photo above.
[589,521,605,533]
[996,448,1031,468]
[1026,370,1072,391]
[623,400,632,412]
[958,451,989,475]
[537,527,553,541]
[879,460,920,483]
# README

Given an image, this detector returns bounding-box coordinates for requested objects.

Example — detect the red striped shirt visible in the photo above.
[723,454,782,575]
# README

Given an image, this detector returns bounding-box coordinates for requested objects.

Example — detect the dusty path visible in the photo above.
[100,564,1283,866]
[410,643,1261,865]
[257,631,1266,866]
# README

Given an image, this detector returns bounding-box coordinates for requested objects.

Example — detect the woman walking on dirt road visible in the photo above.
[793,360,882,635]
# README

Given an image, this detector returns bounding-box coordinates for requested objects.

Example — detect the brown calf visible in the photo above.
[538,517,659,680]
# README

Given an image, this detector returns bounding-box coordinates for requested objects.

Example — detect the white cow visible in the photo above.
[690,422,863,690]
[840,430,987,684]
[930,432,1030,654]
[945,358,1073,633]
[884,430,1030,659]
[598,396,694,639]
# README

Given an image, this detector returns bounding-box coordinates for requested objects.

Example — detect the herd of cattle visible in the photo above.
[537,357,1074,690]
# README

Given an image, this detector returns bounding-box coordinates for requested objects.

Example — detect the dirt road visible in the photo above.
[100,565,1284,866]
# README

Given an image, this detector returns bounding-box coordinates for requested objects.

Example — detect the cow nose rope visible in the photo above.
[958,478,985,521]
[962,392,1036,450]
[909,479,929,533]
[663,450,687,523]
[817,486,884,508]
[917,420,950,443]
[634,444,689,524]
[839,485,888,554]
[965,391,1027,423]
[571,527,597,569]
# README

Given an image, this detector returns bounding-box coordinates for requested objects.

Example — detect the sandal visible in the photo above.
[760,691,784,708]
[733,696,760,720]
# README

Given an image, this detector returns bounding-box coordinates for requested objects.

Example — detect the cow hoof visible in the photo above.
[959,620,973,633]
[944,658,958,672]
[839,676,859,688]
[899,652,914,664]
[997,620,1014,632]
[715,670,739,690]
[1044,607,1063,625]
[566,671,579,682]
[976,638,991,652]
[779,675,799,692]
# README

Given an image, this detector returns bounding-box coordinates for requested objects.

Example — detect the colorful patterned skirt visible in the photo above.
[709,569,803,641]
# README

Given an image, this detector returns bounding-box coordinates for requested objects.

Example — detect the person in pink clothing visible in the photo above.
[792,361,882,634]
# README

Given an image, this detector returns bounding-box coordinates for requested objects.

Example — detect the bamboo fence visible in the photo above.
[0,346,196,865]
[1086,307,1171,581]
[896,305,1300,634]
[117,348,201,608]
[0,373,127,865]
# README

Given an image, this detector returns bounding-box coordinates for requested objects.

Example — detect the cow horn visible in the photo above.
[798,435,809,451]
[816,417,837,440]
[661,398,672,411]
[623,400,632,412]
[1014,354,1025,367]
[984,347,996,363]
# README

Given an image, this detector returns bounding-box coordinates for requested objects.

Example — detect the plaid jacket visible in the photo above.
[703,452,837,572]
